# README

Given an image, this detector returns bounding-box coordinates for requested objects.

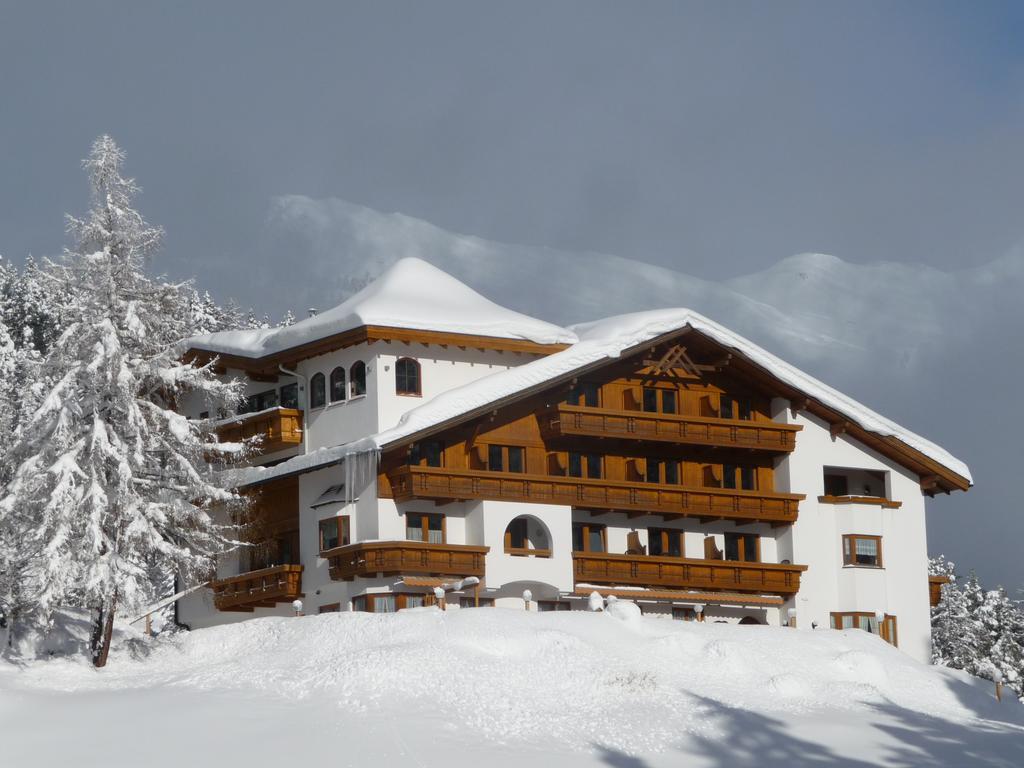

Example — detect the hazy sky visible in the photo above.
[3,2,1024,286]
[2,3,1023,586]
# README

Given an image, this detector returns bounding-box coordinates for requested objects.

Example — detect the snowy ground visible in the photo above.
[1,607,1022,767]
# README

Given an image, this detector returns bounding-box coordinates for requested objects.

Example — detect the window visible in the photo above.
[723,464,756,491]
[537,601,571,612]
[572,522,606,553]
[567,382,600,407]
[279,382,299,409]
[504,515,551,556]
[843,534,882,567]
[830,612,898,647]
[329,367,347,403]
[350,361,366,398]
[672,607,696,621]
[487,445,525,473]
[396,358,421,396]
[568,452,602,479]
[318,515,351,553]
[824,473,849,497]
[409,440,444,467]
[406,512,445,544]
[459,596,495,608]
[648,527,684,557]
[318,603,340,614]
[353,593,435,613]
[310,372,326,409]
[720,396,752,421]
[724,532,759,562]
[240,388,278,414]
[646,459,680,485]
[641,387,678,414]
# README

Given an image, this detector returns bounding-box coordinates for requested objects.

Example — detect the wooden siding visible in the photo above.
[390,466,803,525]
[542,403,801,452]
[573,552,806,595]
[322,540,489,581]
[217,408,303,455]
[212,564,303,612]
[929,575,950,607]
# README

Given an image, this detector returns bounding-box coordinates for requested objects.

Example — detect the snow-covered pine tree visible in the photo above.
[929,557,982,672]
[1,255,67,355]
[978,587,1024,698]
[0,136,246,666]
[279,309,296,327]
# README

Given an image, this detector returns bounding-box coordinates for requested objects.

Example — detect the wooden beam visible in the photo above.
[830,421,849,440]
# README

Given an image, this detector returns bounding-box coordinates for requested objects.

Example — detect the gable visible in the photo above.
[380,325,970,495]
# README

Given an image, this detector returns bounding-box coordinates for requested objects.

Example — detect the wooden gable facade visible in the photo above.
[378,332,807,526]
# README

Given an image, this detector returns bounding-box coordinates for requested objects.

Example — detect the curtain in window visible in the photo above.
[427,528,443,544]
[375,595,396,613]
[856,538,878,559]
[404,594,424,609]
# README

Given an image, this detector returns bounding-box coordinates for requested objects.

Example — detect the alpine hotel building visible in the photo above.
[177,258,970,663]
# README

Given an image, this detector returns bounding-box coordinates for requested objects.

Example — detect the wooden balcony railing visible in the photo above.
[211,564,303,612]
[216,407,303,454]
[391,466,803,526]
[322,540,489,582]
[573,552,807,596]
[542,404,801,452]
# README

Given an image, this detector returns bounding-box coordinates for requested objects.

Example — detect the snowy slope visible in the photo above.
[1,609,1021,767]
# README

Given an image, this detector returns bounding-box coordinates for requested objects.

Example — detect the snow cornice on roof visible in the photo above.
[183,257,576,371]
[231,307,971,495]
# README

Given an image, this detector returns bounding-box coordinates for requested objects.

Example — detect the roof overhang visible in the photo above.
[185,324,569,377]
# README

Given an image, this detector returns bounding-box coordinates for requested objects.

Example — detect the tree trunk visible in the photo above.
[91,596,117,668]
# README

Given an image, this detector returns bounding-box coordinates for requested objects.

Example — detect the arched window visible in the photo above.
[310,372,326,409]
[350,360,366,398]
[503,515,551,557]
[329,366,347,403]
[395,357,421,396]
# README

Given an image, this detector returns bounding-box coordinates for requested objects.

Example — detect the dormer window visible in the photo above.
[396,358,421,396]
[642,387,677,415]
[350,361,367,398]
[310,373,326,409]
[329,367,347,403]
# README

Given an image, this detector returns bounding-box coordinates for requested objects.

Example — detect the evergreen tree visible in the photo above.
[279,309,296,327]
[929,557,982,672]
[978,588,1024,698]
[0,136,246,666]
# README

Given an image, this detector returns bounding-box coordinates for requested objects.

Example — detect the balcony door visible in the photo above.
[724,532,759,562]
[572,522,606,553]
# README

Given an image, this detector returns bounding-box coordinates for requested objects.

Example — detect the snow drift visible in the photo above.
[2,609,1021,767]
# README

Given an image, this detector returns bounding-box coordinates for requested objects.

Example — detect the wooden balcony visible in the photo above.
[216,407,303,454]
[573,552,807,596]
[322,540,489,582]
[211,564,303,612]
[390,466,803,526]
[542,404,801,452]
[929,575,950,607]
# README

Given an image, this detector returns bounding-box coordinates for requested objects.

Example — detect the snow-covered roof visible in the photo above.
[231,306,971,490]
[187,257,576,359]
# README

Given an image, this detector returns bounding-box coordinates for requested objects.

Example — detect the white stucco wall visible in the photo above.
[774,402,933,662]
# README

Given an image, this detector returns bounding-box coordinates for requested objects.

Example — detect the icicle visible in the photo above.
[341,445,381,503]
